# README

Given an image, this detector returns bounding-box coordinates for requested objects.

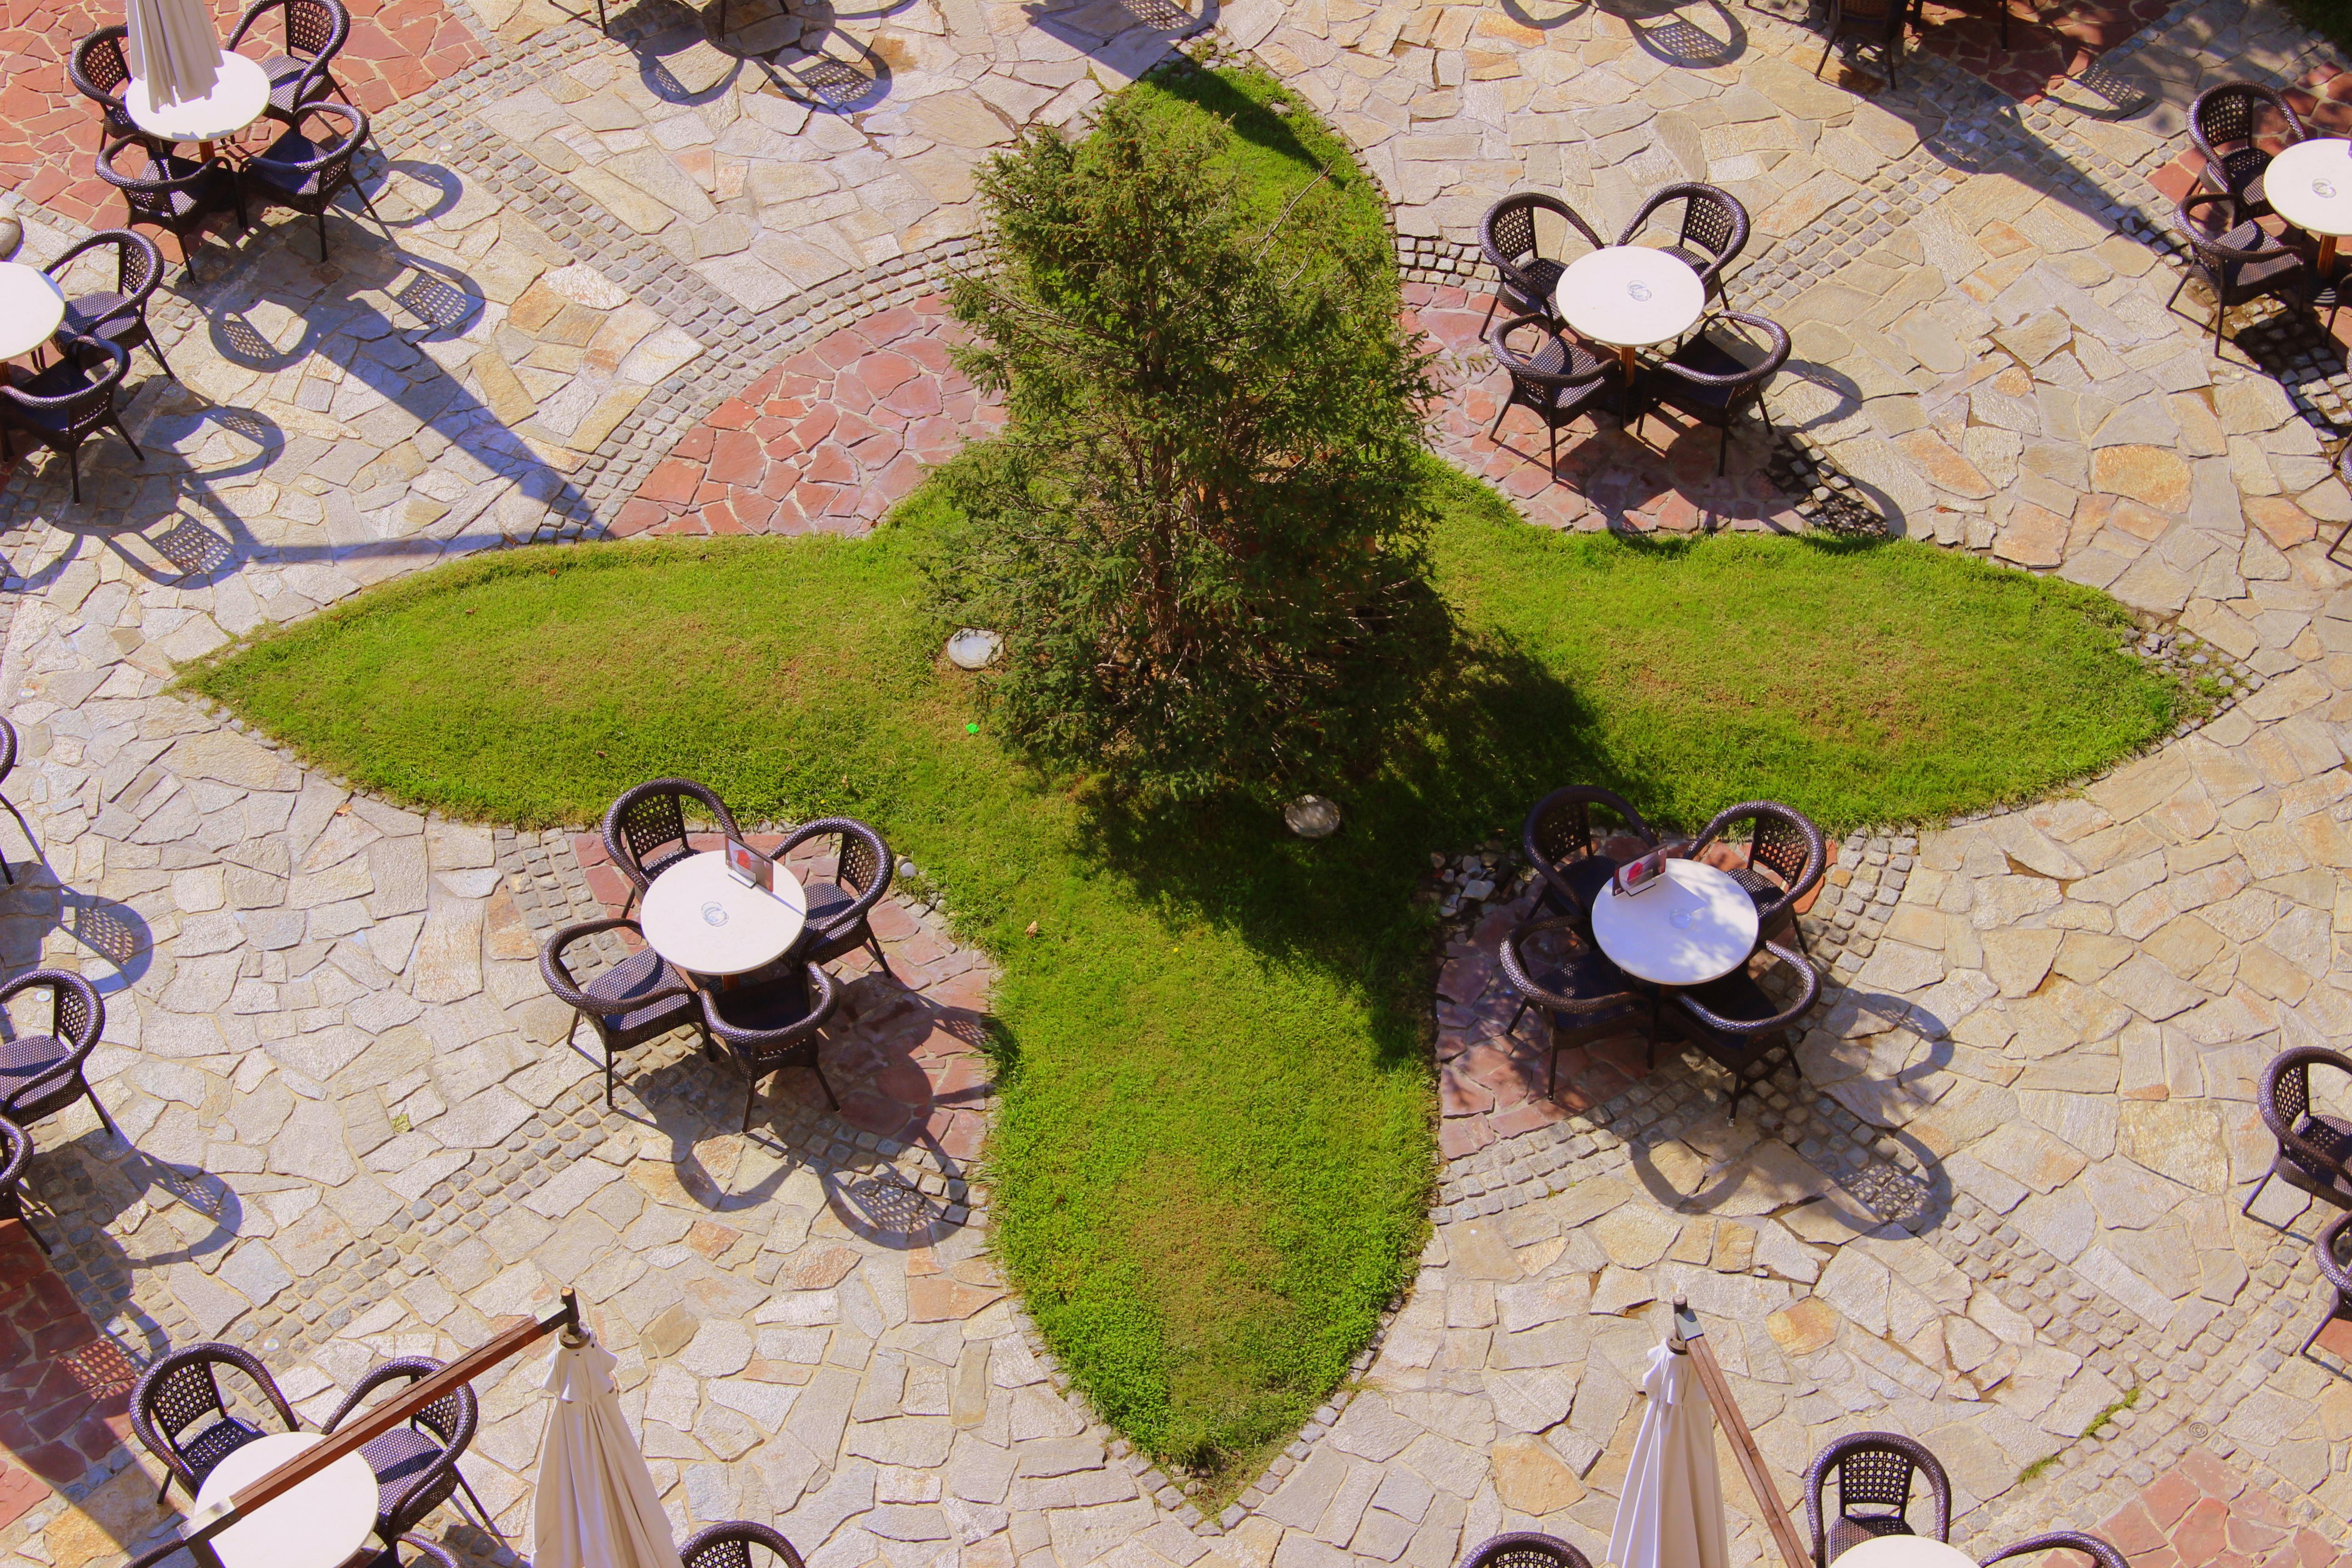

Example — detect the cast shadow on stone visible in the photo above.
[0,864,157,993]
[1022,0,1215,76]
[1498,0,1590,29]
[1604,0,1745,68]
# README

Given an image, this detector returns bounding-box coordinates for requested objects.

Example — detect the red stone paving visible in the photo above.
[2097,1446,2338,1568]
[630,283,1805,541]
[1904,0,2170,103]
[0,0,485,229]
[572,831,993,1161]
[613,294,1005,539]
[0,1220,140,1531]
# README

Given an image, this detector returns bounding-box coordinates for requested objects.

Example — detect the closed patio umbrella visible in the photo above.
[123,0,224,105]
[535,1330,686,1568]
[1607,1326,1729,1568]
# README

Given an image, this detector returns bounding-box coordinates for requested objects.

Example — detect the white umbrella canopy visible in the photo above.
[536,1333,688,1568]
[123,0,224,105]
[1607,1338,1730,1568]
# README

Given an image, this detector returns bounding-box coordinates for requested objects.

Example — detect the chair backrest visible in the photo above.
[2191,81,2306,161]
[0,1115,29,1195]
[1695,799,1822,916]
[1479,193,1602,288]
[133,1344,295,1477]
[49,228,163,306]
[1835,0,1904,25]
[69,25,132,108]
[2261,1046,2352,1171]
[1,967,105,1046]
[259,103,367,196]
[681,1521,807,1568]
[232,0,348,61]
[603,778,744,890]
[1621,182,1751,278]
[1456,1532,1594,1568]
[5,337,132,444]
[2173,190,2280,275]
[2317,1209,2352,1299]
[0,715,16,787]
[1667,312,1791,412]
[1489,314,1599,403]
[1977,1530,2127,1568]
[1805,1432,1951,1560]
[1497,915,1636,1015]
[1523,785,1651,889]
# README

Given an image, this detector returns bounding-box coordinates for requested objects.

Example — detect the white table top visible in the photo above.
[2267,138,2352,237]
[1591,857,1759,987]
[127,52,271,144]
[192,1431,380,1568]
[0,264,64,362]
[1829,1539,1976,1568]
[1554,245,1706,348]
[641,848,809,977]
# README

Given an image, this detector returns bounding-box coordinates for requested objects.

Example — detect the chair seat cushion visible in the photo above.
[360,1425,446,1522]
[2288,1112,2352,1190]
[1502,255,1567,309]
[61,292,135,340]
[1529,941,1644,1031]
[1659,334,1757,412]
[0,1033,74,1112]
[179,1415,269,1484]
[260,52,337,113]
[1542,853,1621,918]
[713,971,816,1036]
[582,947,694,1041]
[1825,1516,1914,1564]
[250,127,342,197]
[1680,965,1778,1028]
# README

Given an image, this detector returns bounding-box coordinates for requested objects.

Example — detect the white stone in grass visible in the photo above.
[1284,795,1342,839]
[946,629,1002,670]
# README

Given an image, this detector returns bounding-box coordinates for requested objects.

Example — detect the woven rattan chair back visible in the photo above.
[604,777,743,897]
[1676,186,1743,261]
[132,1343,297,1499]
[836,823,886,898]
[70,26,132,104]
[1805,1432,1951,1565]
[1456,1531,1594,1568]
[681,1519,807,1568]
[2261,1046,2352,1174]
[2192,82,2305,163]
[238,0,343,59]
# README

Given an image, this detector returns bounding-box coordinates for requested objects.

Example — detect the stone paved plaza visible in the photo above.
[8,0,2352,1564]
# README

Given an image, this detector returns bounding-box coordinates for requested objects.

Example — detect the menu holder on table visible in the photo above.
[724,838,774,892]
[1612,846,1669,898]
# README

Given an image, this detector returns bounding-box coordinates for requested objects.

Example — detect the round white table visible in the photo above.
[1591,857,1759,987]
[2266,138,2352,273]
[192,1431,381,1568]
[640,848,809,977]
[127,53,272,158]
[1553,245,1707,382]
[1829,1539,1976,1568]
[0,264,65,362]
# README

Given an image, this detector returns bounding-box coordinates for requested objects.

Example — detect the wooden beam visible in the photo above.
[176,1291,582,1551]
[1671,1296,1812,1568]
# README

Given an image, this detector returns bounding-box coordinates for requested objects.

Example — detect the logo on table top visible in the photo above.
[1669,909,1695,930]
[1627,280,1652,301]
[2318,178,2340,200]
[700,902,730,926]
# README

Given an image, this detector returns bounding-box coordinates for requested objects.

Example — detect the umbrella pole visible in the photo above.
[1669,1295,1812,1568]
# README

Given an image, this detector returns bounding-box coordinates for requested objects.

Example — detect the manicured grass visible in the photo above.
[184,461,2183,1488]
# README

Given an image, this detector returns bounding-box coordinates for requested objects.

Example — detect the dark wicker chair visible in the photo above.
[681,1520,808,1568]
[2244,1046,2352,1223]
[541,917,713,1107]
[1637,311,1790,476]
[69,26,152,156]
[1617,182,1749,301]
[0,1115,44,1254]
[2190,82,2308,220]
[1478,193,1605,333]
[228,0,353,126]
[603,778,745,914]
[1815,0,1907,88]
[1979,1532,2125,1568]
[1522,785,1656,926]
[131,1343,302,1503]
[1691,799,1826,952]
[0,335,142,505]
[1456,1533,1594,1568]
[779,817,895,980]
[1804,1431,1952,1566]
[95,137,244,278]
[47,228,173,381]
[2169,190,2313,349]
[0,715,34,886]
[321,1356,493,1546]
[363,1537,462,1568]
[701,960,841,1133]
[0,968,112,1136]
[1487,313,1619,477]
[1497,916,1651,1100]
[1663,940,1821,1120]
[241,103,387,262]
[2301,1209,2352,1361]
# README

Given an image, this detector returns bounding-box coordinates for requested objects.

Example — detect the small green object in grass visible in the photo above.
[966,722,979,734]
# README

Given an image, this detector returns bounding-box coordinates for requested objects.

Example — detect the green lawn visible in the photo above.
[185,461,2182,1488]
[178,59,2188,1495]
